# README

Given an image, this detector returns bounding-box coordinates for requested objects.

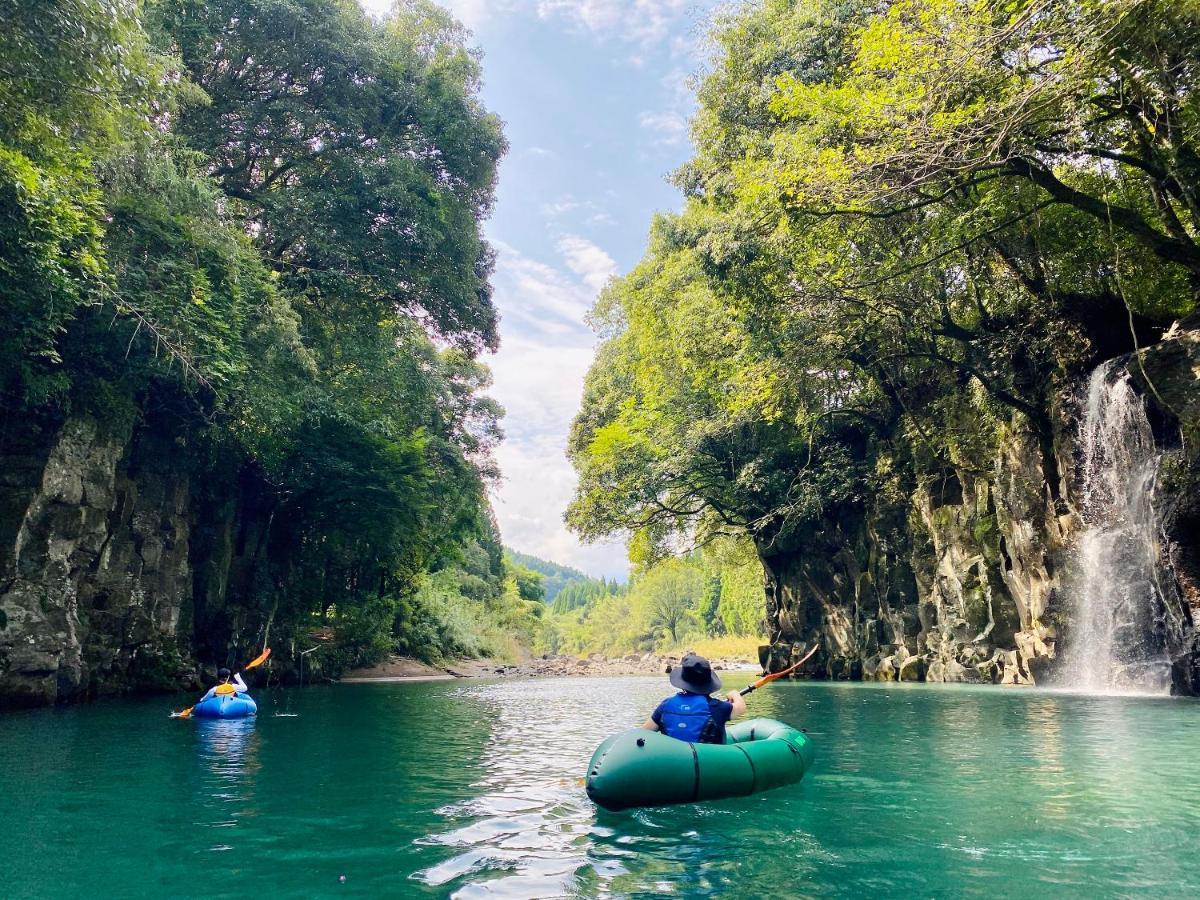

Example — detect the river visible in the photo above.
[3,675,1198,898]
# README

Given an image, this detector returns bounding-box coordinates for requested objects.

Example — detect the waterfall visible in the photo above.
[1063,361,1172,694]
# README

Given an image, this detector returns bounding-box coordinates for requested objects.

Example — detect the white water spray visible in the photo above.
[1064,362,1172,694]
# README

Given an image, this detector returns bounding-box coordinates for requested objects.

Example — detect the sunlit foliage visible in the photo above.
[542,541,766,656]
[569,0,1199,575]
[0,0,514,666]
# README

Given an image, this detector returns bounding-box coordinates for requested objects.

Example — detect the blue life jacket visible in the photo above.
[658,692,720,743]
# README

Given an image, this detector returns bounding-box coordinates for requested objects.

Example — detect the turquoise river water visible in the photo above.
[3,675,1199,898]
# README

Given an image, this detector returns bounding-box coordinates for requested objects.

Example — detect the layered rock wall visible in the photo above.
[0,415,195,707]
[761,327,1200,693]
[1134,324,1200,692]
[760,415,1070,687]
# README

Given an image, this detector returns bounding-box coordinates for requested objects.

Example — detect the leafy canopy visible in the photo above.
[569,0,1200,569]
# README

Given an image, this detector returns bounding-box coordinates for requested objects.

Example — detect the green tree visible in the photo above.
[695,574,724,638]
[549,577,610,614]
[0,0,159,405]
[0,0,519,675]
[568,0,1199,566]
[509,563,546,604]
[634,558,705,644]
[142,0,509,662]
[149,0,505,352]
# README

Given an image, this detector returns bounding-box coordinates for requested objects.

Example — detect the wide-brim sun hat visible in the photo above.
[669,652,722,695]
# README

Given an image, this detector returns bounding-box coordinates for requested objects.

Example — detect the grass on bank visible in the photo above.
[680,635,764,662]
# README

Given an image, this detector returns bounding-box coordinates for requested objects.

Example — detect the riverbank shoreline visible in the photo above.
[341,653,761,683]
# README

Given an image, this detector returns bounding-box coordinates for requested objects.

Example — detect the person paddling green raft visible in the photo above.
[586,648,818,810]
[642,653,748,744]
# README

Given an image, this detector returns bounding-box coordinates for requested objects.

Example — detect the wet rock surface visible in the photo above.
[1133,322,1200,692]
[761,324,1200,694]
[758,412,1071,690]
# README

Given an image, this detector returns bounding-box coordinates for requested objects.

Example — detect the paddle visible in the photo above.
[172,647,272,718]
[738,643,819,697]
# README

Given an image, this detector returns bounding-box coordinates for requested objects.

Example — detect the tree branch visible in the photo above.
[1006,156,1200,273]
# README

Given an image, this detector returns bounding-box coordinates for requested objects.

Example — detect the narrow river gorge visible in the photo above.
[4,1,1200,896]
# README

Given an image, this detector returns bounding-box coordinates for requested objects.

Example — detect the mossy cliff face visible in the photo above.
[0,407,304,709]
[759,416,1071,687]
[0,415,194,707]
[0,415,189,705]
[761,330,1200,693]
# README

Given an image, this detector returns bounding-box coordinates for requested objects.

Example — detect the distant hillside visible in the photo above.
[504,549,590,602]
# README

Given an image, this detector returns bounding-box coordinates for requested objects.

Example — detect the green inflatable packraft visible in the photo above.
[585,717,814,811]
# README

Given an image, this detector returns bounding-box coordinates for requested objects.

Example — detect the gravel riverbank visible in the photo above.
[343,652,760,683]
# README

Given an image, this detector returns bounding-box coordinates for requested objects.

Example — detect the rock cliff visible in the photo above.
[0,403,387,710]
[760,328,1200,695]
[5,328,1199,705]
[1133,323,1200,692]
[0,412,195,707]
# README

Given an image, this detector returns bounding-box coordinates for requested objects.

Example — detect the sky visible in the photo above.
[362,0,722,579]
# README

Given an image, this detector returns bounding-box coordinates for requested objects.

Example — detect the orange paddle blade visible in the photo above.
[246,647,271,669]
[173,706,194,719]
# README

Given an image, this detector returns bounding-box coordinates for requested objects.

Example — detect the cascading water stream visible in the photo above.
[1063,361,1172,694]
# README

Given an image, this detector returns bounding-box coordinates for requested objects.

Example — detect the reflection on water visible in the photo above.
[413,678,861,897]
[415,678,643,897]
[2,678,1199,898]
[1023,697,1072,821]
[197,718,260,778]
[194,719,261,850]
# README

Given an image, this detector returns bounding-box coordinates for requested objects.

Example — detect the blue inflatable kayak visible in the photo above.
[191,693,257,719]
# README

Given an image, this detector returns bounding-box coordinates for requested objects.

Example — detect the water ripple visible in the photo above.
[3,677,1199,898]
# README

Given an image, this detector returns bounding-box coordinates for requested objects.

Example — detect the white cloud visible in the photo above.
[537,0,692,46]
[490,335,593,437]
[637,65,697,147]
[358,0,390,18]
[361,0,513,30]
[492,240,593,334]
[364,0,715,50]
[541,195,617,228]
[492,434,627,579]
[484,241,627,579]
[661,66,694,108]
[638,109,689,145]
[541,197,582,217]
[438,0,492,27]
[557,235,617,294]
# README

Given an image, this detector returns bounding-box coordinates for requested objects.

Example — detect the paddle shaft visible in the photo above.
[738,643,819,697]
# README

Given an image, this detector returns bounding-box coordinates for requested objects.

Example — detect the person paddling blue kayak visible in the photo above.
[201,667,249,702]
[173,648,270,719]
